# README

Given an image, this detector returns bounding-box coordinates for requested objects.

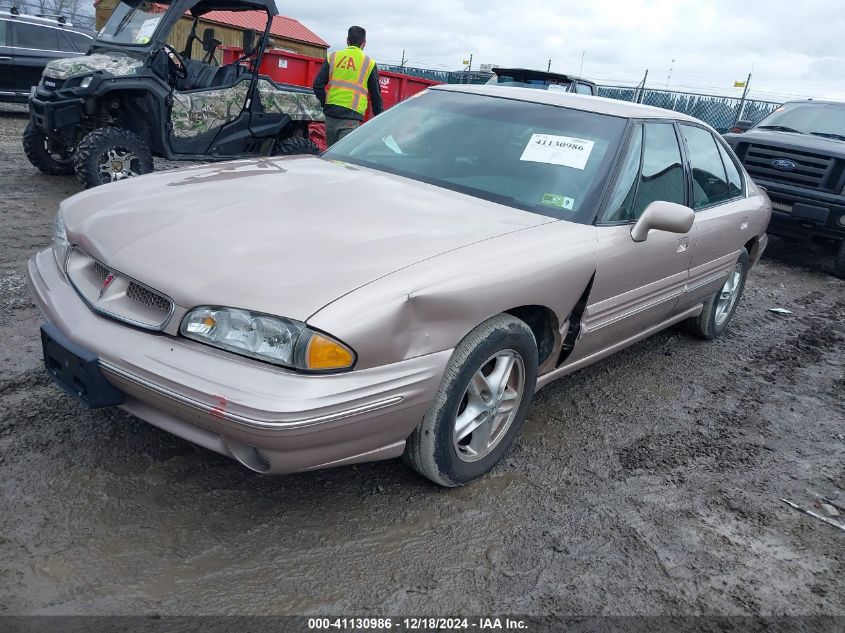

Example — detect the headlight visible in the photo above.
[53,210,69,266]
[180,307,355,372]
[79,76,93,89]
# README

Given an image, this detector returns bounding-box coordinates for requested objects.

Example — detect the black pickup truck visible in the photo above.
[724,100,845,278]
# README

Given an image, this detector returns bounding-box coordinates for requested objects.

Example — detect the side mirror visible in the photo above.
[730,120,752,134]
[631,201,694,242]
[242,29,256,56]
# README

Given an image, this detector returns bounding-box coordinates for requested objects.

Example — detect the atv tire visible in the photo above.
[273,137,321,156]
[22,122,75,175]
[74,127,153,189]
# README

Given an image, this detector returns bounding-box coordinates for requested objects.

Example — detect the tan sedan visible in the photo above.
[27,85,771,486]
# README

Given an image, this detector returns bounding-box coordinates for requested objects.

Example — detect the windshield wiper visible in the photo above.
[758,125,803,134]
[809,131,845,142]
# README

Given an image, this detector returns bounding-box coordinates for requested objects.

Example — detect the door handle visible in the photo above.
[0,57,13,61]
[676,237,690,253]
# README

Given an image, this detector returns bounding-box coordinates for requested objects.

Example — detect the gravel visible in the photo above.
[0,112,843,616]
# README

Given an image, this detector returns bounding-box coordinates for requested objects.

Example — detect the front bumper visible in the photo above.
[29,86,84,141]
[27,248,450,474]
[758,181,845,242]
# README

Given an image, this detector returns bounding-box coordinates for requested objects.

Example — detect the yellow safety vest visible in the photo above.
[326,46,376,116]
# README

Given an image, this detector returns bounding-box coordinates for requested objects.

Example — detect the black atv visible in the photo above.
[23,0,324,188]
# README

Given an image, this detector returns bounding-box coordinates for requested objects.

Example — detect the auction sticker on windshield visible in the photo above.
[134,17,161,44]
[520,134,595,170]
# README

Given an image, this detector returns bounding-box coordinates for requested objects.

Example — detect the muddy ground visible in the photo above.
[0,109,843,617]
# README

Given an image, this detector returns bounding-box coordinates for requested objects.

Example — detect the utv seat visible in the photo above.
[210,63,248,87]
[179,60,220,90]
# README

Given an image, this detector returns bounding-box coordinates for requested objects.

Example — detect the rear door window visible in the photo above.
[717,141,744,198]
[0,20,8,47]
[680,124,731,209]
[14,23,60,50]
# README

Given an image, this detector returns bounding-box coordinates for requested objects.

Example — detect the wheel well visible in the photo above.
[744,237,760,262]
[505,305,558,365]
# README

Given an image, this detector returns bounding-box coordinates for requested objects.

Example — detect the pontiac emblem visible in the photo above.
[99,272,116,298]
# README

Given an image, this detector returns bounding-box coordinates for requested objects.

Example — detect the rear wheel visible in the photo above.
[73,127,153,188]
[22,122,74,175]
[403,314,538,487]
[683,250,749,339]
[273,137,320,156]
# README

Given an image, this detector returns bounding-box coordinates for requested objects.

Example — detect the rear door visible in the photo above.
[10,21,66,93]
[0,19,14,97]
[573,121,694,357]
[676,124,753,308]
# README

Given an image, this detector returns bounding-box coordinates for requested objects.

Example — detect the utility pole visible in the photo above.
[467,53,472,72]
[579,51,585,78]
[665,58,674,90]
[637,69,648,103]
[547,59,551,72]
[734,71,753,124]
[400,49,406,69]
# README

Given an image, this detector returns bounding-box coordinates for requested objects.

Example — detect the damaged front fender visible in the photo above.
[307,221,599,370]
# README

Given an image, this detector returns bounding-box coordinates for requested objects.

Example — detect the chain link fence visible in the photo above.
[380,65,784,132]
[597,86,782,132]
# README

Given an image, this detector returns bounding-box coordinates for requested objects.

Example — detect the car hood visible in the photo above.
[43,52,143,80]
[62,157,552,321]
[724,128,845,158]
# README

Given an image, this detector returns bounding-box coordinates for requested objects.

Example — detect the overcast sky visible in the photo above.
[281,0,845,102]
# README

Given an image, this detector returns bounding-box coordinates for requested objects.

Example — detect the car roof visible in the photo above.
[0,10,93,32]
[432,84,704,124]
[783,99,845,106]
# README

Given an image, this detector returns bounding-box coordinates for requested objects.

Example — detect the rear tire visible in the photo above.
[73,127,153,189]
[834,240,845,280]
[22,122,74,175]
[683,250,749,340]
[403,314,538,487]
[273,137,320,156]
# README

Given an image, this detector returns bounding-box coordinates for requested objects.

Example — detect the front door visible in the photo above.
[573,121,694,359]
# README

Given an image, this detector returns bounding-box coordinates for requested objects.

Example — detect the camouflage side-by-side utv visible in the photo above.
[23,0,324,188]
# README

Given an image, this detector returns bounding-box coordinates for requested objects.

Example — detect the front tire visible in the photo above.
[73,127,153,189]
[22,122,74,175]
[273,137,320,156]
[683,249,749,339]
[404,314,538,487]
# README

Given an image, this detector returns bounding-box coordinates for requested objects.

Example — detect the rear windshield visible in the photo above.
[487,75,574,92]
[323,90,626,223]
[97,0,169,45]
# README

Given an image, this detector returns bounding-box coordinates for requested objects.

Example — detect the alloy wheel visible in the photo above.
[98,147,140,183]
[715,263,743,326]
[452,349,526,463]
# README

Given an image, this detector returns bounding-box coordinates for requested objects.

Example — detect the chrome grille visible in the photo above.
[741,144,833,189]
[65,247,174,331]
[127,282,171,312]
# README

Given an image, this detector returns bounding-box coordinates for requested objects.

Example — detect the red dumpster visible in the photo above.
[221,46,440,120]
[221,47,440,149]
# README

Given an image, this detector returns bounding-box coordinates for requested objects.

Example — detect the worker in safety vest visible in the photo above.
[313,26,384,146]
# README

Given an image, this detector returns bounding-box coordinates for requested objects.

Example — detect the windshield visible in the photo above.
[97,0,170,45]
[756,102,845,140]
[323,90,626,222]
[487,74,573,92]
